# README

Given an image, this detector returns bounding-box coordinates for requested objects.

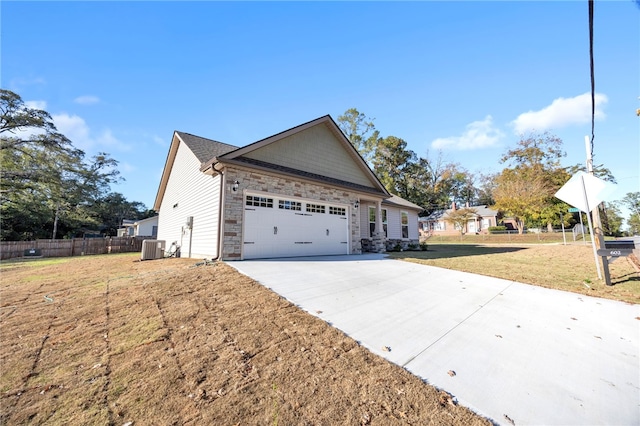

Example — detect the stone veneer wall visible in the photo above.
[221,166,365,260]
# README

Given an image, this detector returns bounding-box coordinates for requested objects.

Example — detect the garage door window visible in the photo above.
[306,203,326,213]
[279,199,302,211]
[246,195,273,208]
[329,206,346,216]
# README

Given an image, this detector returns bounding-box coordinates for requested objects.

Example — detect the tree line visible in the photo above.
[1,89,154,241]
[336,108,639,236]
[1,93,636,241]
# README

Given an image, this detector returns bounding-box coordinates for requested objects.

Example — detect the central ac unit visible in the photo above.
[141,240,166,260]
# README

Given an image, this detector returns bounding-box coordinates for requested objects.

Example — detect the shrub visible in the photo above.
[419,242,428,251]
[488,226,507,234]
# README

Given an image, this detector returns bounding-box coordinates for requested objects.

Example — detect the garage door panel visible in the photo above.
[243,195,348,259]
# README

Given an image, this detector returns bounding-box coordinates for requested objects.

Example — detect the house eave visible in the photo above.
[217,157,390,198]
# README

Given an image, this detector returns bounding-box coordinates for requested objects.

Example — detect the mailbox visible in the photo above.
[597,240,636,257]
[598,240,637,286]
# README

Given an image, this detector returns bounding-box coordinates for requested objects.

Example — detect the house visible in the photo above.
[117,216,159,238]
[419,203,500,236]
[153,115,421,260]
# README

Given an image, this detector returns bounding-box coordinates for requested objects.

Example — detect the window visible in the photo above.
[382,209,388,238]
[279,199,301,211]
[306,203,325,213]
[246,195,273,208]
[369,207,376,237]
[433,221,446,231]
[401,212,409,239]
[329,206,346,216]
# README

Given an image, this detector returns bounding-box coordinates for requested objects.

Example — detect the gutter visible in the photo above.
[213,162,226,261]
[203,160,224,261]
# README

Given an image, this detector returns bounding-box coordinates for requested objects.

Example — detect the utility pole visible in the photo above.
[585,136,605,250]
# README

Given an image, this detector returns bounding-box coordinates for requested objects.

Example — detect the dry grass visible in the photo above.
[391,243,640,304]
[1,253,489,425]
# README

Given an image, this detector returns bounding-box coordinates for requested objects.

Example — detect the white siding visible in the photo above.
[136,216,158,237]
[360,202,374,238]
[157,142,221,259]
[384,207,419,240]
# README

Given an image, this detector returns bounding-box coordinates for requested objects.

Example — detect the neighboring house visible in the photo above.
[419,203,500,236]
[117,216,159,238]
[153,115,421,260]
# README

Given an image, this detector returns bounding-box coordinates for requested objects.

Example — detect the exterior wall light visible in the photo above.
[354,200,360,209]
[232,180,239,192]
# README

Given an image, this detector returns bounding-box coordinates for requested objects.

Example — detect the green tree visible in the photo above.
[628,213,640,235]
[336,108,379,165]
[446,207,478,235]
[621,192,640,217]
[494,133,569,234]
[0,89,121,240]
[601,202,624,237]
[566,163,617,183]
[372,135,415,197]
[476,172,497,206]
[92,192,150,236]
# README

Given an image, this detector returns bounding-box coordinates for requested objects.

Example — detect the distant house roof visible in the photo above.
[420,205,499,221]
[135,216,159,226]
[175,131,238,164]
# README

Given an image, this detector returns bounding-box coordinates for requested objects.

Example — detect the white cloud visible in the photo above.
[25,100,47,110]
[74,95,100,105]
[511,92,608,134]
[152,135,165,146]
[52,113,132,152]
[119,162,135,173]
[431,115,504,150]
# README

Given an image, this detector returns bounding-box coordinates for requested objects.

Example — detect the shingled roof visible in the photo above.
[175,131,238,164]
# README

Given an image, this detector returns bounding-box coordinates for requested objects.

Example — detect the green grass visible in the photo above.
[0,257,73,269]
[390,243,640,304]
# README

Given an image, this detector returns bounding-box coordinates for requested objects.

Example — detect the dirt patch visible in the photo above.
[1,254,490,425]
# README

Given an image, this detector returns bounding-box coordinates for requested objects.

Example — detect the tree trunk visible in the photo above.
[52,205,60,239]
[517,219,524,234]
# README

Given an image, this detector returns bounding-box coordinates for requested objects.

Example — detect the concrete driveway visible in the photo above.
[229,254,640,425]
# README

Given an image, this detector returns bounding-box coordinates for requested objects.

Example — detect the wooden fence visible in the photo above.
[0,237,144,261]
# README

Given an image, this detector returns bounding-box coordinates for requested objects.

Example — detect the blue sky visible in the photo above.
[3,1,639,223]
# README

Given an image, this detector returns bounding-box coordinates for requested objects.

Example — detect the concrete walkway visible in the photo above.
[229,254,640,425]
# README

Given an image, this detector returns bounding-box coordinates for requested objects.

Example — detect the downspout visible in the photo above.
[203,161,225,261]
[216,168,225,261]
[213,162,226,261]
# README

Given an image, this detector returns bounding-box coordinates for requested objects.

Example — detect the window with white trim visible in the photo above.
[433,221,446,231]
[306,203,326,213]
[278,199,301,211]
[382,208,388,238]
[329,206,346,216]
[246,195,273,208]
[401,211,409,238]
[368,207,376,237]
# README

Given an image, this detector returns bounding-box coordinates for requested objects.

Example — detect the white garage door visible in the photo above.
[243,194,349,259]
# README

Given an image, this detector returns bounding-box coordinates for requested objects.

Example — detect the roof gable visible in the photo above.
[218,116,388,194]
[154,131,238,210]
[176,131,238,163]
